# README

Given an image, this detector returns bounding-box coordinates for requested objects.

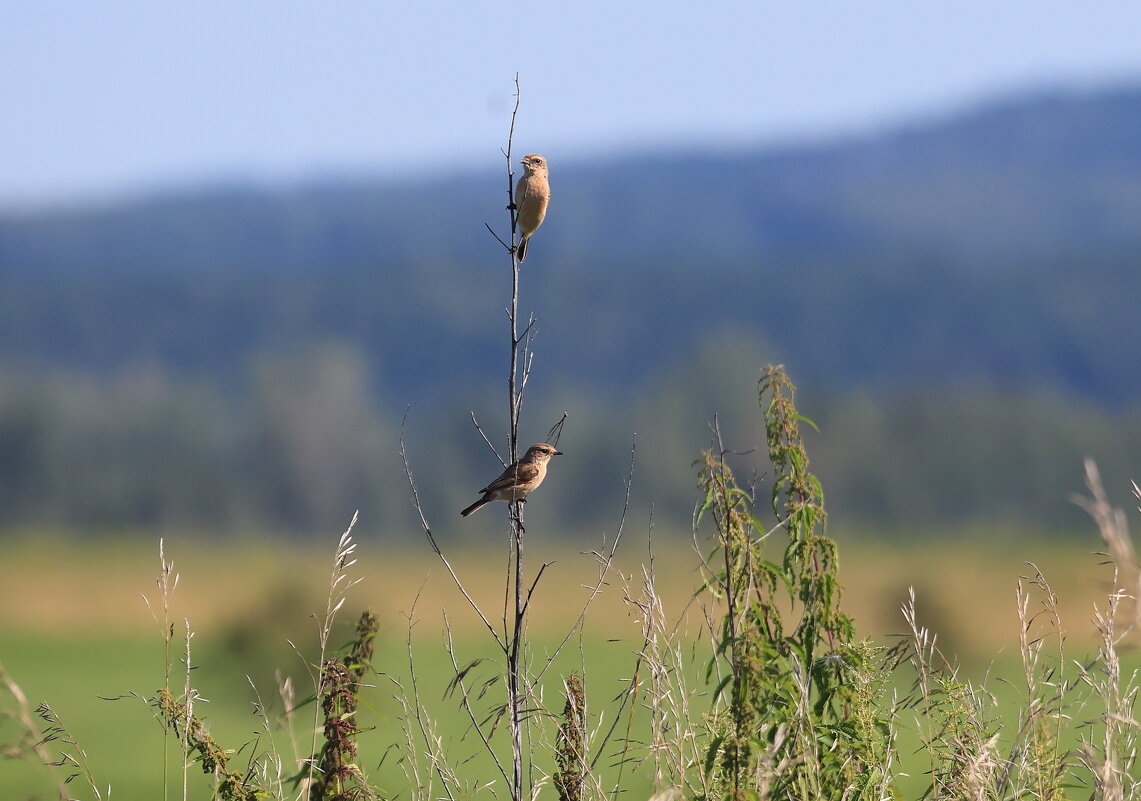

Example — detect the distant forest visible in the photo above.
[1,84,1138,537]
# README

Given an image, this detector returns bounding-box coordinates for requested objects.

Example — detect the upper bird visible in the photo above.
[460,442,563,517]
[514,154,550,262]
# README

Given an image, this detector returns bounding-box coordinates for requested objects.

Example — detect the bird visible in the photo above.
[514,154,550,262]
[460,442,563,517]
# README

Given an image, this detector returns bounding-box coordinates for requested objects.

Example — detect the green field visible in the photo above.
[1,529,1135,799]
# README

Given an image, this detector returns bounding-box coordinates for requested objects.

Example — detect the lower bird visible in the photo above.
[460,442,563,517]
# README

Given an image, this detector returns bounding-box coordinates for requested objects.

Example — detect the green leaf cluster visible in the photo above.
[695,366,890,800]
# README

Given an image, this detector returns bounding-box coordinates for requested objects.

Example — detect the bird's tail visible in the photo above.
[460,496,491,517]
[516,234,529,262]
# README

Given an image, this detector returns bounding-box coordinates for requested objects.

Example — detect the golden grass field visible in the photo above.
[0,525,1134,799]
[0,526,1125,652]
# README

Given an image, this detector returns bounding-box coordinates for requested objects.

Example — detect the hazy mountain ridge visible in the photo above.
[0,84,1139,404]
[3,84,1140,271]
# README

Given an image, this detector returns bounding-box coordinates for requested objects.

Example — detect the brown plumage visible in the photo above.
[460,442,563,517]
[514,154,550,262]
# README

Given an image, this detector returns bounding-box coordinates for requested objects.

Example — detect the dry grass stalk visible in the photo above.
[0,662,72,798]
[301,513,363,798]
[1072,458,1139,632]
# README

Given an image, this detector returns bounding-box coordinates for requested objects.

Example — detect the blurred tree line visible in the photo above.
[0,336,1136,538]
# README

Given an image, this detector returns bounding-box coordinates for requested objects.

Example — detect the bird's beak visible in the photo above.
[553,450,564,456]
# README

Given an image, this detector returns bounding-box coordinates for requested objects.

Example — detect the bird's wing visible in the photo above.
[481,460,541,493]
[515,175,533,204]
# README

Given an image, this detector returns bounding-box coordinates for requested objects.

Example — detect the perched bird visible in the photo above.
[460,442,563,517]
[514,154,550,262]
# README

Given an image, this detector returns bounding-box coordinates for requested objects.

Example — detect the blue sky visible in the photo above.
[3,1,1140,207]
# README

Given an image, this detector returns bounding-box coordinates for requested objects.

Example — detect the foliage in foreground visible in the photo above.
[1,368,1139,801]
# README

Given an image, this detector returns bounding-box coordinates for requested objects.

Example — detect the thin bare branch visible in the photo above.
[534,434,636,685]
[443,612,513,789]
[404,586,459,801]
[504,72,528,801]
[401,412,505,650]
[485,221,513,252]
[521,560,555,618]
[547,413,568,449]
[471,411,507,468]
